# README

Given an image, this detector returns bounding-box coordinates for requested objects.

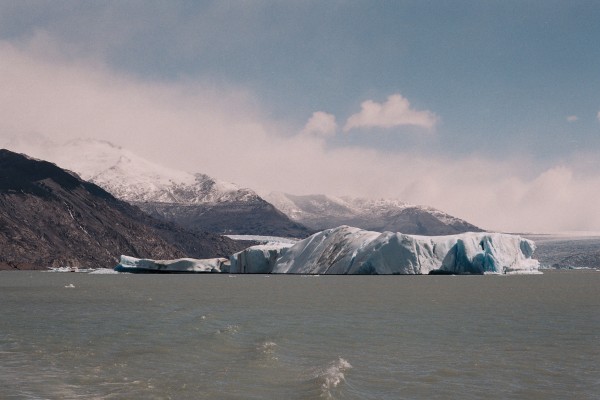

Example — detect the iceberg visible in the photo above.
[114,226,540,275]
[272,226,539,274]
[115,255,229,273]
[229,243,294,274]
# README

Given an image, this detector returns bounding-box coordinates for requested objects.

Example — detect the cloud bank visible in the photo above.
[1,38,599,233]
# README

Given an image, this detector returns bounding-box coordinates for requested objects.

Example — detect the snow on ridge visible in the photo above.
[415,205,465,225]
[4,136,261,205]
[267,192,415,217]
[339,196,411,211]
[265,192,482,235]
[266,192,453,222]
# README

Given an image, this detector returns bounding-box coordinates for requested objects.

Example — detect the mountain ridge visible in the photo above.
[3,138,311,237]
[265,192,483,236]
[3,136,482,237]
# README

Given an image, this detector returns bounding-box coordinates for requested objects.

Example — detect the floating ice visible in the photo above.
[88,268,120,274]
[273,226,540,275]
[315,358,353,398]
[229,243,293,274]
[115,255,229,273]
[116,226,540,275]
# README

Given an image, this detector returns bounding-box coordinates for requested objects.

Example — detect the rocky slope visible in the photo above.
[266,192,482,236]
[0,149,246,270]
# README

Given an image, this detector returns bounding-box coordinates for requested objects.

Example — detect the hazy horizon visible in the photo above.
[1,1,599,233]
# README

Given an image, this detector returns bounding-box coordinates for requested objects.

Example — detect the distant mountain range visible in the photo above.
[2,136,483,237]
[265,193,482,236]
[0,149,246,270]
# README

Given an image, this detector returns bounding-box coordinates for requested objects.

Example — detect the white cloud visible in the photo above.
[597,110,600,121]
[1,38,599,233]
[566,115,578,122]
[343,94,438,132]
[300,111,337,138]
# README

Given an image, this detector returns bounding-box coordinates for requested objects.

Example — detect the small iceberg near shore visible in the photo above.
[115,226,540,275]
[115,256,229,273]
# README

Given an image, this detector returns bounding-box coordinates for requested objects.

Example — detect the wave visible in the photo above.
[257,340,277,354]
[215,324,239,335]
[313,357,352,398]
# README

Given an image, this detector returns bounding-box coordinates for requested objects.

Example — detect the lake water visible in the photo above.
[1,270,598,399]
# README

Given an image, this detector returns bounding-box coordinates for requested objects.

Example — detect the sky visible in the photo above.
[0,1,599,233]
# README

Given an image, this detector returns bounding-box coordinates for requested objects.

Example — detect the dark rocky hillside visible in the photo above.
[0,149,246,270]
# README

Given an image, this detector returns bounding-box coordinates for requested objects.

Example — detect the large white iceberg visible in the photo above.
[272,226,539,274]
[115,226,540,275]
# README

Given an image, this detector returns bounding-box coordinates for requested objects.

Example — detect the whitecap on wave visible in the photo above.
[215,324,239,335]
[257,341,277,354]
[255,341,279,361]
[313,357,352,398]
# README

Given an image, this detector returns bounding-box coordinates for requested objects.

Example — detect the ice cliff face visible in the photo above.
[265,193,482,236]
[273,226,539,274]
[229,243,294,274]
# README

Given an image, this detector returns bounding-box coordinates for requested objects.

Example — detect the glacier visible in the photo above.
[116,226,540,274]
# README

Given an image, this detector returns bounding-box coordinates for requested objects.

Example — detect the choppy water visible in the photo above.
[1,270,598,399]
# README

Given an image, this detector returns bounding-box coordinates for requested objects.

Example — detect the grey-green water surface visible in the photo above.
[1,270,598,399]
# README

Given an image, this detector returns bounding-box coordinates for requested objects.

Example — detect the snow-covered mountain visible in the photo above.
[24,138,258,204]
[2,138,309,237]
[265,192,482,236]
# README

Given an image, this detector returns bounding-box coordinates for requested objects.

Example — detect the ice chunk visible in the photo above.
[115,255,229,273]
